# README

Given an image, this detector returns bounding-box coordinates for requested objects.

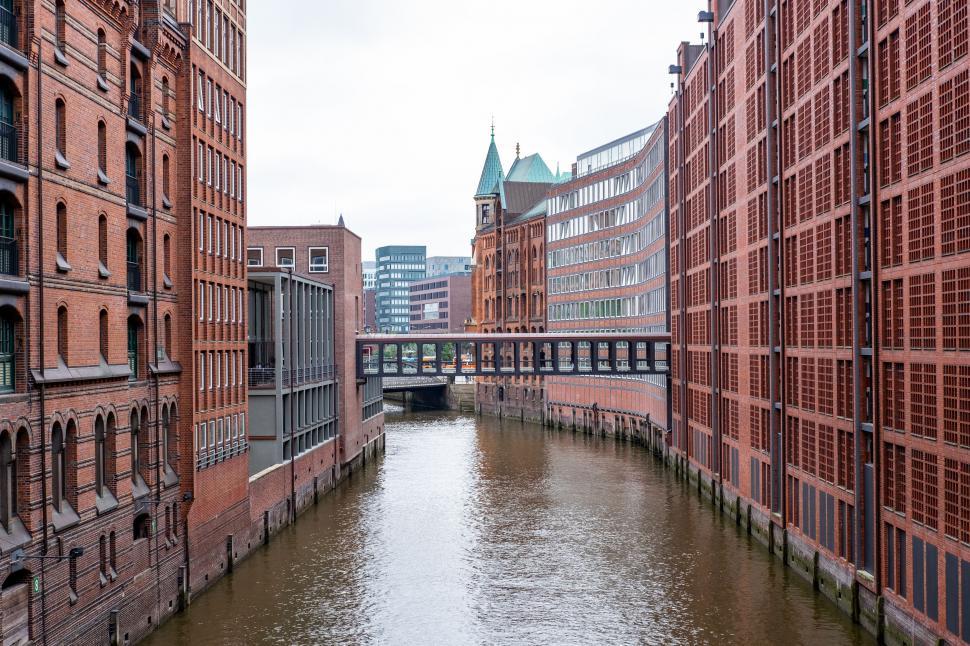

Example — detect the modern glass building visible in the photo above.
[426,255,471,277]
[375,245,426,332]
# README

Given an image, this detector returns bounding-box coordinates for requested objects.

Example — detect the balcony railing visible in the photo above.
[0,236,17,276]
[247,362,336,389]
[127,261,141,292]
[128,92,142,121]
[126,174,141,207]
[0,121,19,165]
[0,6,18,51]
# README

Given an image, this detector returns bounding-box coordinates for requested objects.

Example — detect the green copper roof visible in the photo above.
[505,153,556,183]
[475,132,504,197]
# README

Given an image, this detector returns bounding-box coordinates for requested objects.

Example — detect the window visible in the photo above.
[95,214,108,275]
[55,0,65,52]
[161,77,170,118]
[94,415,107,497]
[197,71,205,112]
[275,247,294,268]
[55,202,67,265]
[163,314,172,359]
[162,154,170,199]
[163,233,171,281]
[128,64,142,121]
[164,405,177,475]
[0,431,17,529]
[99,309,108,361]
[130,409,147,489]
[127,317,139,378]
[125,144,142,206]
[57,305,68,363]
[309,247,328,272]
[97,29,107,79]
[52,420,75,513]
[97,121,107,173]
[0,312,13,392]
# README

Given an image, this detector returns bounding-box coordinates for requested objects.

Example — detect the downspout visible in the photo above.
[764,0,784,522]
[677,63,688,461]
[35,36,49,646]
[662,116,672,450]
[149,56,163,620]
[288,269,295,521]
[707,26,721,482]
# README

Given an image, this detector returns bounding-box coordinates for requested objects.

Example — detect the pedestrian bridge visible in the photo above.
[356,333,670,379]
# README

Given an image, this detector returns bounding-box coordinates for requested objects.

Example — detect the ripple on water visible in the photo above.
[144,410,871,646]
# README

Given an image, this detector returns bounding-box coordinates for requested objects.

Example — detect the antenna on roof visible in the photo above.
[515,142,520,159]
[490,115,495,139]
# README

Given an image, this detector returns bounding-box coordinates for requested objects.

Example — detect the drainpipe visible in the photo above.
[35,37,49,646]
[149,57,163,621]
[288,269,295,521]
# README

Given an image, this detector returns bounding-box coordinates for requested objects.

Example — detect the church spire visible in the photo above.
[475,121,504,197]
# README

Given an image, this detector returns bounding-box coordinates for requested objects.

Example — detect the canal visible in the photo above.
[147,407,871,645]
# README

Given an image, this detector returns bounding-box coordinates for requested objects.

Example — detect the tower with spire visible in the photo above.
[474,121,504,232]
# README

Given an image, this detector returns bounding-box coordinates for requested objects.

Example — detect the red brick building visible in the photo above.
[469,130,563,421]
[0,0,205,642]
[668,1,970,642]
[545,122,669,441]
[179,0,250,603]
[409,273,471,333]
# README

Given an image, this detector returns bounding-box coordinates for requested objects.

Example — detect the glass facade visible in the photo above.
[375,245,426,332]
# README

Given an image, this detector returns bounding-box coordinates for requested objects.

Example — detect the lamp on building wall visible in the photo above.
[697,10,714,22]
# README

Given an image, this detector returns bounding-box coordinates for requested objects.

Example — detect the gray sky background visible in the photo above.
[246,1,700,261]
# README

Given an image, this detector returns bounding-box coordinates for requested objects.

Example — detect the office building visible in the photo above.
[545,122,669,440]
[375,245,426,332]
[409,273,472,333]
[426,255,471,277]
[362,260,376,289]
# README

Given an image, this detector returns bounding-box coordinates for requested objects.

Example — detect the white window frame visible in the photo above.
[208,420,215,449]
[207,283,213,321]
[275,246,295,268]
[308,246,329,273]
[214,153,221,189]
[207,147,212,185]
[247,247,263,267]
[208,351,213,390]
[197,142,204,181]
[198,281,204,321]
[206,79,213,117]
[207,214,213,253]
[199,352,205,390]
[197,72,205,112]
[198,211,204,250]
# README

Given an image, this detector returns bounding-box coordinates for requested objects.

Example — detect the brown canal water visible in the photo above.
[146,407,872,645]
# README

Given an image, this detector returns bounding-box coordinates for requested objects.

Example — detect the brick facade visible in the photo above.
[545,123,669,442]
[668,1,970,642]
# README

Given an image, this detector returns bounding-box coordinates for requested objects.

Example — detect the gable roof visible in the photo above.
[505,153,556,183]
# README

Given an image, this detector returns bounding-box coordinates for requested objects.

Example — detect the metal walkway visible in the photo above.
[356,333,670,379]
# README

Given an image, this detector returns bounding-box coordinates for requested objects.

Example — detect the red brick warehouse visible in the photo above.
[668,0,970,642]
[0,0,212,642]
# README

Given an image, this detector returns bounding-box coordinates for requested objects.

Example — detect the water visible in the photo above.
[147,408,871,645]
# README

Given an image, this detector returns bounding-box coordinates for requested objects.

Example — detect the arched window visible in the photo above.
[55,202,67,261]
[0,309,14,392]
[99,535,107,579]
[126,228,142,292]
[127,317,140,378]
[109,531,117,573]
[161,77,170,118]
[161,405,170,473]
[125,144,141,207]
[99,309,108,361]
[51,422,65,512]
[162,154,170,198]
[54,99,66,159]
[94,415,106,497]
[0,432,14,529]
[0,194,14,276]
[55,1,66,51]
[163,314,172,361]
[129,409,140,485]
[97,121,107,173]
[128,63,142,121]
[98,213,108,272]
[163,233,171,278]
[0,78,16,164]
[133,512,150,540]
[56,305,67,363]
[96,29,107,79]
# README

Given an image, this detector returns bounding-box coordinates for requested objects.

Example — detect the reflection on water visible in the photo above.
[147,409,871,645]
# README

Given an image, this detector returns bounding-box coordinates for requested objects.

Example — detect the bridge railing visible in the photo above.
[356,332,669,379]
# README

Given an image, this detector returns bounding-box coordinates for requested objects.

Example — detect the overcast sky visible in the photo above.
[246,1,700,261]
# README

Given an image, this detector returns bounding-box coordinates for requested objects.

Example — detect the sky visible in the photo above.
[246,1,700,261]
